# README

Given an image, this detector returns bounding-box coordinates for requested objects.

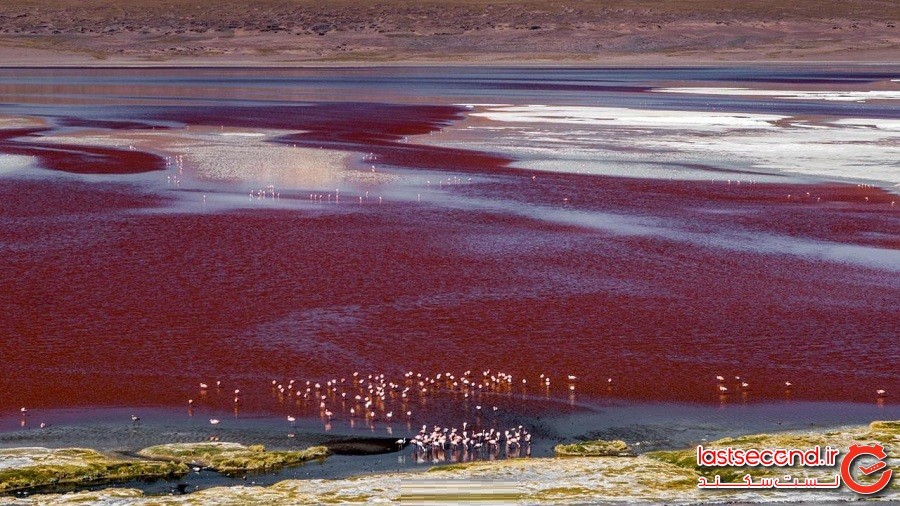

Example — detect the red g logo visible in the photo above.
[841,443,893,494]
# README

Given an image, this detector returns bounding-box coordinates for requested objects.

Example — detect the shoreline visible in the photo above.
[1,401,896,489]
[0,419,896,503]
[1,56,899,68]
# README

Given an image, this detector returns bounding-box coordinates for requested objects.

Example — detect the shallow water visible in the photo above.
[0,67,897,486]
[3,400,897,495]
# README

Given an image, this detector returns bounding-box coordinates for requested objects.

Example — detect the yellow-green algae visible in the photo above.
[0,421,896,504]
[137,442,329,473]
[647,420,900,488]
[866,421,900,444]
[0,447,187,494]
[423,452,698,502]
[554,439,633,457]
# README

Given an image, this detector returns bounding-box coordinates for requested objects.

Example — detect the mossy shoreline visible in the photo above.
[0,420,896,504]
[137,442,330,475]
[646,420,900,491]
[0,448,189,495]
[0,443,329,496]
[554,439,634,457]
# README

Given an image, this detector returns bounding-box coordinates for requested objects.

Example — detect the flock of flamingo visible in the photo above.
[15,370,887,435]
[402,423,533,463]
[195,369,540,463]
[195,369,541,429]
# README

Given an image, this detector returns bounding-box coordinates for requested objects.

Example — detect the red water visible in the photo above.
[0,128,166,175]
[0,101,897,422]
[149,103,514,174]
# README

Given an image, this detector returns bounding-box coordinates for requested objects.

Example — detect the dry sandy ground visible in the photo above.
[0,0,897,65]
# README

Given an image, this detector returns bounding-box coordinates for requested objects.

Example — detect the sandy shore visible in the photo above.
[0,0,897,66]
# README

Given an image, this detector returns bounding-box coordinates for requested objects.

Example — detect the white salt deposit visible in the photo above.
[0,154,34,174]
[455,105,900,186]
[471,105,785,130]
[653,87,900,102]
[832,118,900,131]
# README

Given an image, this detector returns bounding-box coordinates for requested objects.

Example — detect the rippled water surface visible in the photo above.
[0,68,897,465]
